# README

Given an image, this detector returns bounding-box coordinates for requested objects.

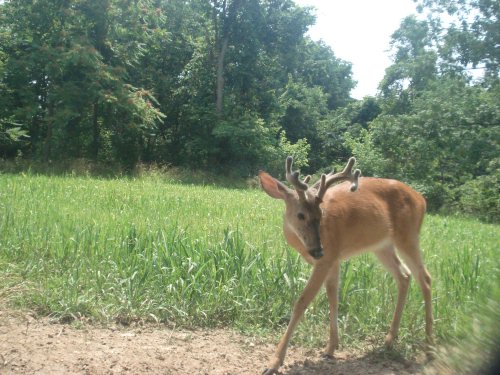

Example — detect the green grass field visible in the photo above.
[1,173,498,362]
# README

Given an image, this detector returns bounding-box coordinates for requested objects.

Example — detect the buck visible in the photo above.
[259,156,433,375]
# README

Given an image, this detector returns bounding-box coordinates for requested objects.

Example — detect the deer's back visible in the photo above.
[320,177,426,253]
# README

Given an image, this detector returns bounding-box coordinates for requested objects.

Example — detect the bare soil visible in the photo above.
[1,307,425,375]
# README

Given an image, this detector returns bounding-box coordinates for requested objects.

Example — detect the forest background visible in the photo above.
[0,0,498,222]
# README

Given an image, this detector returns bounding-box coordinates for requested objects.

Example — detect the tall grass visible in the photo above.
[0,172,498,355]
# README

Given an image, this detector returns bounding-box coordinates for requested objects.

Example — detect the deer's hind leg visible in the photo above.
[394,238,433,346]
[375,244,411,347]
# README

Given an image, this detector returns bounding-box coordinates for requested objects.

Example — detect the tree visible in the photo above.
[0,0,356,175]
[211,0,243,115]
[414,0,499,84]
[352,2,499,218]
[298,40,355,110]
[0,0,164,164]
[379,16,438,114]
[361,77,499,211]
[321,97,382,164]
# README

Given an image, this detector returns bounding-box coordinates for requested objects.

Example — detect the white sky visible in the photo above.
[295,0,418,99]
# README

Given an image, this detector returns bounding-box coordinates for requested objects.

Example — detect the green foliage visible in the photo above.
[212,111,277,174]
[0,0,355,174]
[344,129,389,178]
[413,0,499,84]
[279,76,329,144]
[0,117,29,157]
[457,159,500,223]
[350,77,499,214]
[297,39,355,110]
[0,0,165,163]
[278,76,328,171]
[264,131,311,177]
[352,0,500,220]
[321,97,382,164]
[379,15,438,114]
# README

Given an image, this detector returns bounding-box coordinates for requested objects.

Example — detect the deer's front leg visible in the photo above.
[263,263,330,375]
[323,262,340,358]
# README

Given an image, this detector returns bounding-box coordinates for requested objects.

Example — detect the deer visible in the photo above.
[258,156,433,375]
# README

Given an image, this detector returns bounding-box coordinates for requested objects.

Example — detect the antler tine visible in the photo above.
[312,168,335,190]
[285,156,309,199]
[350,169,361,192]
[317,174,327,200]
[316,157,361,200]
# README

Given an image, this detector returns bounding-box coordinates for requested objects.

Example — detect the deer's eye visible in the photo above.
[297,213,306,221]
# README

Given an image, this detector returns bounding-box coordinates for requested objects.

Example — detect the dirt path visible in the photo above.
[1,307,423,375]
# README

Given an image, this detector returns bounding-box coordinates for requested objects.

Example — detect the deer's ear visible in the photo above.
[259,171,290,200]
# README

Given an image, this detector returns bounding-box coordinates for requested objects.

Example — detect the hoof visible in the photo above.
[320,353,335,361]
[384,333,394,348]
[262,368,279,375]
[425,344,437,361]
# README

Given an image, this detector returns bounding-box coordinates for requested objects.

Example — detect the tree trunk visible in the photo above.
[213,0,242,116]
[92,101,99,161]
[216,36,228,115]
[44,102,54,162]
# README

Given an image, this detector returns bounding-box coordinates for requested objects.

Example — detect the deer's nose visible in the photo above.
[309,247,324,259]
